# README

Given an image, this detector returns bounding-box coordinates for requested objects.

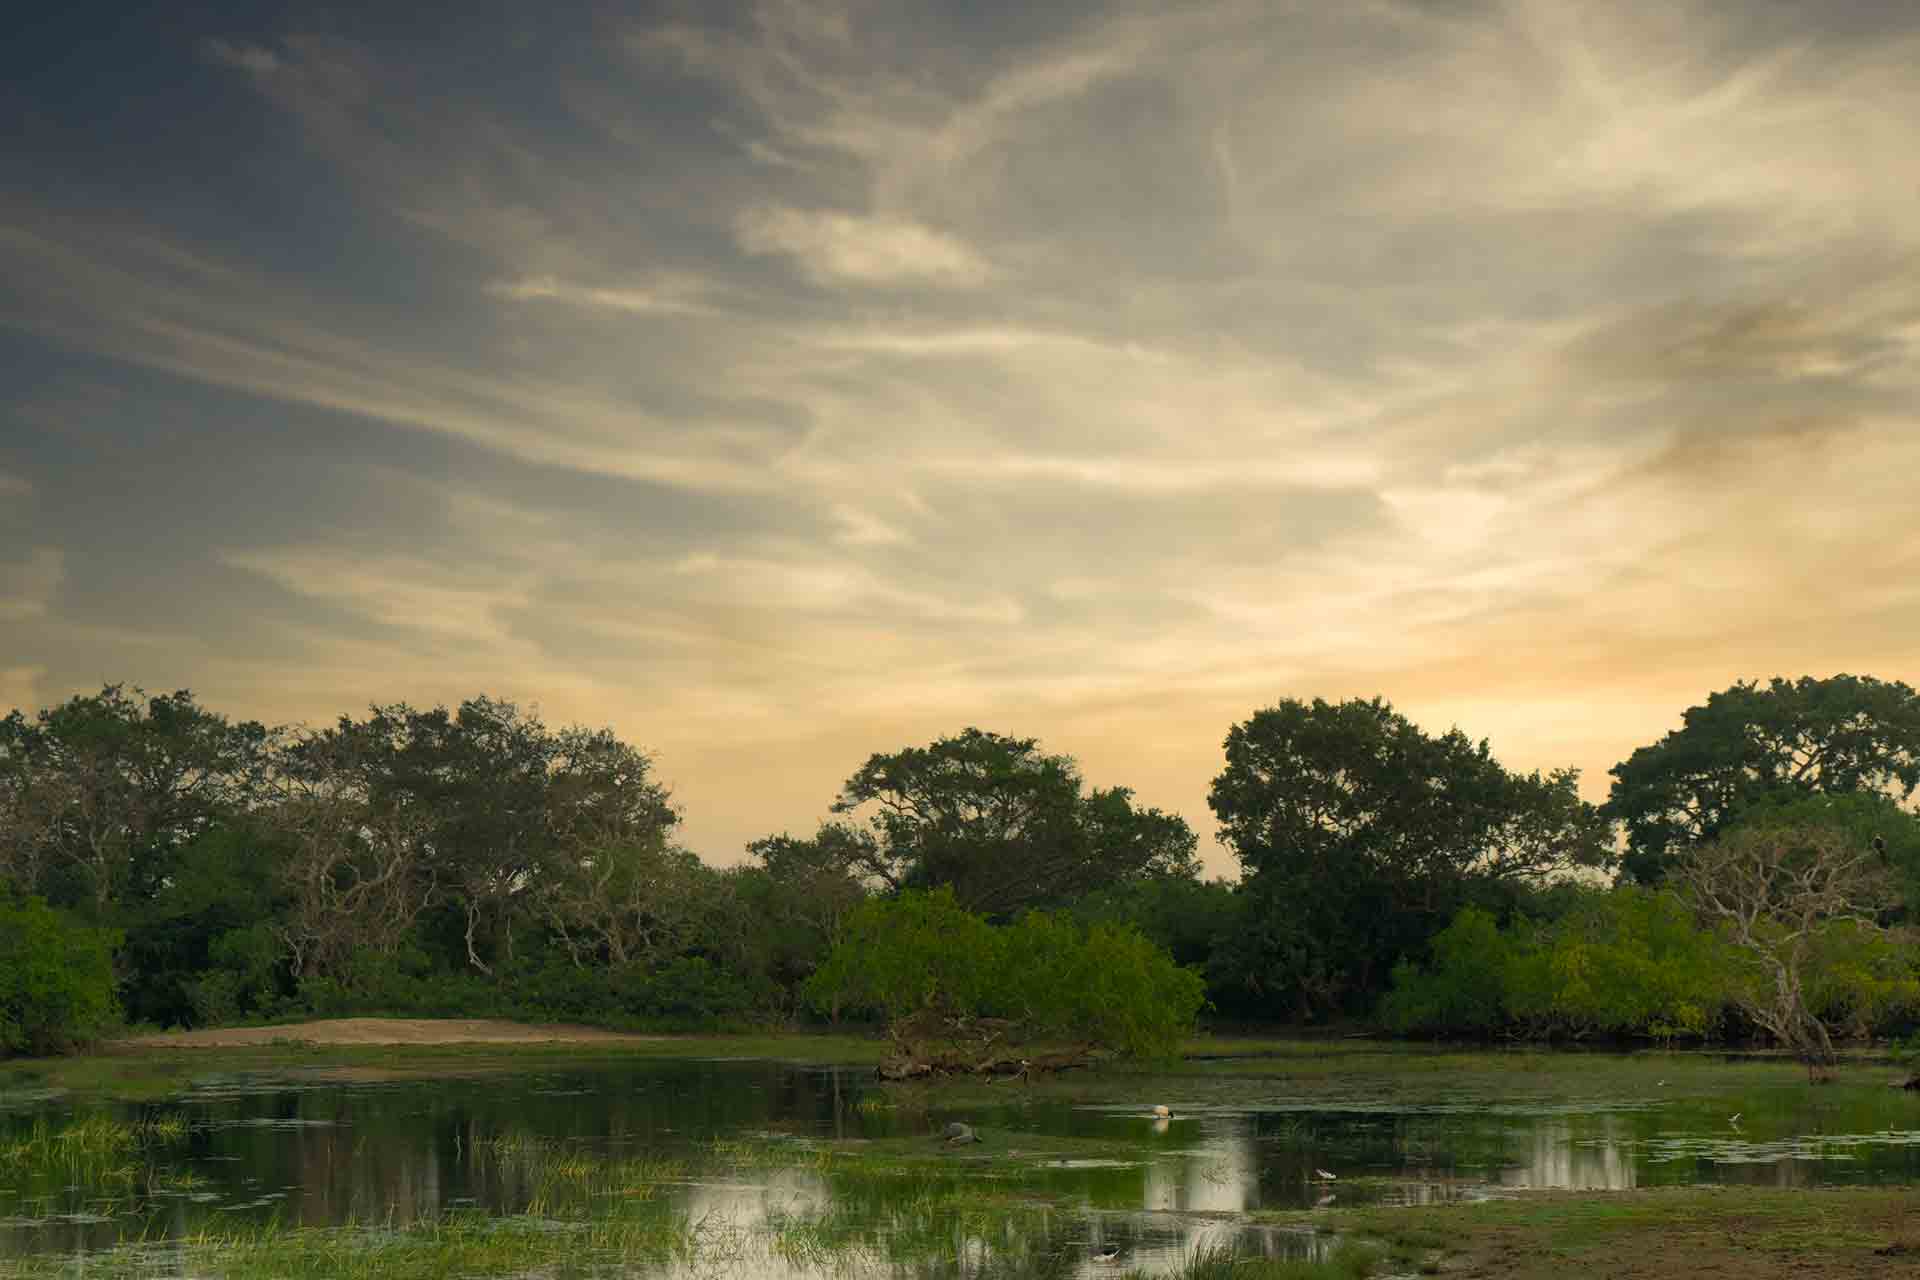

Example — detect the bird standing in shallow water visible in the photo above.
[1151,1105,1171,1119]
[1090,1247,1122,1264]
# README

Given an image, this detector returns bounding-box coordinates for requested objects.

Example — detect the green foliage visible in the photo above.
[1209,696,1611,1019]
[1072,876,1242,971]
[1731,791,1920,921]
[119,822,294,1027]
[292,947,768,1032]
[828,728,1200,916]
[1678,815,1911,1063]
[1505,889,1736,1040]
[0,686,271,916]
[803,888,1002,1021]
[183,922,291,1026]
[1379,908,1510,1034]
[1798,920,1920,1039]
[1606,674,1920,884]
[1382,891,1742,1042]
[802,889,1205,1058]
[0,894,121,1056]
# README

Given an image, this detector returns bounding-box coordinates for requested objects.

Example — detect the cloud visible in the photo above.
[735,206,993,286]
[201,38,280,75]
[0,548,62,623]
[0,472,29,498]
[486,275,717,315]
[7,0,1920,872]
[829,504,911,547]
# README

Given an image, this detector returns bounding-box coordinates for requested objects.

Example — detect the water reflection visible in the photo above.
[7,1057,1920,1268]
[1500,1117,1637,1190]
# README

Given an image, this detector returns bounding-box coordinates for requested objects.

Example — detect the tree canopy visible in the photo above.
[0,686,271,916]
[820,728,1199,916]
[1606,675,1920,884]
[1208,696,1612,1018]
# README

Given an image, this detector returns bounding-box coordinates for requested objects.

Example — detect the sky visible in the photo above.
[4,0,1917,876]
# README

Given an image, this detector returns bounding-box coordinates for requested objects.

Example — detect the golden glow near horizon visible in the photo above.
[2,0,1916,873]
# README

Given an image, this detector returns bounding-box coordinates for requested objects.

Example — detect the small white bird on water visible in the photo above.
[1151,1105,1172,1119]
[1314,1168,1337,1181]
[1728,1113,1742,1128]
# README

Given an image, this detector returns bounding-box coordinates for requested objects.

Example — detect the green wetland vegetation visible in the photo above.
[7,676,1920,1274]
[4,1040,1919,1279]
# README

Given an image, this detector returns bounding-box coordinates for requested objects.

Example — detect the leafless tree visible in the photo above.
[1678,822,1896,1069]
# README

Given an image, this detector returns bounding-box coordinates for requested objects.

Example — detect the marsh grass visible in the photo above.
[1137,1244,1379,1280]
[0,1113,192,1191]
[0,1209,717,1280]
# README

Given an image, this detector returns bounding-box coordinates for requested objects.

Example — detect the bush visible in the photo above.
[0,895,121,1056]
[289,944,769,1032]
[803,888,1205,1058]
[1380,890,1743,1042]
[1508,888,1735,1040]
[1379,907,1509,1034]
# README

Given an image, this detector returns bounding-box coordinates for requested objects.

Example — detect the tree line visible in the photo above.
[3,674,1918,1060]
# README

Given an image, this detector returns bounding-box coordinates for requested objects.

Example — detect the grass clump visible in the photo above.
[1150,1244,1380,1280]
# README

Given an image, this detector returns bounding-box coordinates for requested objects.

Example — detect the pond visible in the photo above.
[4,1052,1919,1276]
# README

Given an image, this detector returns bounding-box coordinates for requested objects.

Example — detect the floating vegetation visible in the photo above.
[1632,1129,1920,1165]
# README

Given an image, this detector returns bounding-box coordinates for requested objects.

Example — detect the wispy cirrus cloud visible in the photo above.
[4,0,1917,868]
[735,206,993,286]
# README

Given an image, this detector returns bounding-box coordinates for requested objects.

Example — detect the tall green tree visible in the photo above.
[1208,696,1611,1019]
[273,698,681,977]
[0,686,272,916]
[1606,675,1920,884]
[826,728,1198,916]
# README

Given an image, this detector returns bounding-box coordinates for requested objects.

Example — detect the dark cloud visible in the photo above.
[3,0,1917,867]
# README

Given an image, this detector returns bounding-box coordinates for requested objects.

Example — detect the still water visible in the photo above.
[4,1055,1920,1270]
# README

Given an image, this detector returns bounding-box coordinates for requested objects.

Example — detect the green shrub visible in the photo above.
[802,887,1002,1022]
[0,894,121,1056]
[1509,888,1734,1040]
[802,888,1205,1058]
[1380,890,1744,1041]
[1379,906,1509,1034]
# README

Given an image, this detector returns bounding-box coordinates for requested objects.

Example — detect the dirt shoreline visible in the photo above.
[107,1017,673,1049]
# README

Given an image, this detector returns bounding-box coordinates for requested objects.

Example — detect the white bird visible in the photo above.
[1090,1247,1122,1265]
[1151,1105,1172,1119]
[1314,1168,1337,1181]
[1728,1113,1742,1127]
